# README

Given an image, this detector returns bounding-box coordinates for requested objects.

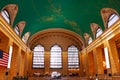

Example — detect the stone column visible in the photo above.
[103,40,112,74]
[109,39,120,74]
[82,52,89,76]
[62,51,68,76]
[93,47,104,74]
[44,51,50,75]
[88,51,95,75]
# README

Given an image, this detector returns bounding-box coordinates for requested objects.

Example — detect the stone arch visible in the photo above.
[101,8,119,29]
[1,4,18,26]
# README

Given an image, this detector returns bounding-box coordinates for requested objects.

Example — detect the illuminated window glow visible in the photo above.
[14,26,20,35]
[1,10,10,24]
[22,32,30,43]
[108,13,119,28]
[50,45,62,68]
[68,46,79,68]
[96,28,102,38]
[88,37,92,44]
[33,45,44,68]
[7,46,13,68]
[104,47,110,68]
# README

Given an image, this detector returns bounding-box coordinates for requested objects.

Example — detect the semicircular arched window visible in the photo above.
[88,37,92,44]
[32,45,45,68]
[107,13,119,28]
[14,25,20,35]
[22,32,30,43]
[68,45,79,69]
[95,27,102,38]
[50,45,62,68]
[1,9,10,24]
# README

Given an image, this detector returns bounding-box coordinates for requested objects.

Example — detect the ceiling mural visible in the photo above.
[0,0,120,39]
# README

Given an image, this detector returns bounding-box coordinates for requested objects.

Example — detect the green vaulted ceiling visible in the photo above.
[1,0,120,38]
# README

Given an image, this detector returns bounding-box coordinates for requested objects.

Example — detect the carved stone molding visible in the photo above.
[90,23,101,38]
[28,28,85,51]
[101,8,119,29]
[15,21,26,37]
[1,4,18,26]
[84,33,91,46]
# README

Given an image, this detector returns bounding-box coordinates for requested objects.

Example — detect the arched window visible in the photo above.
[88,37,92,44]
[108,13,119,28]
[22,32,30,43]
[50,45,62,68]
[22,36,26,43]
[68,45,79,68]
[1,9,10,24]
[95,28,102,38]
[33,45,44,68]
[14,25,20,35]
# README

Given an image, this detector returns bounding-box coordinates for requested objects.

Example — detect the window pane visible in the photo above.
[33,45,44,68]
[22,32,30,43]
[68,45,79,69]
[1,10,10,24]
[88,37,92,44]
[14,26,20,35]
[96,28,102,38]
[50,45,62,68]
[108,14,119,28]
